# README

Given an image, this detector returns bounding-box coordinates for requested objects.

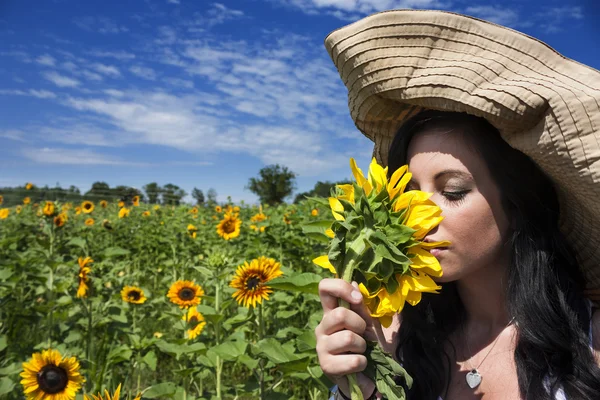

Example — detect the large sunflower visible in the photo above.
[216,213,242,240]
[182,307,206,339]
[77,257,93,298]
[43,201,55,216]
[23,197,31,205]
[121,286,147,305]
[83,383,121,400]
[20,349,85,400]
[81,201,94,214]
[0,208,9,219]
[167,280,204,308]
[132,196,140,206]
[230,256,283,308]
[99,200,108,208]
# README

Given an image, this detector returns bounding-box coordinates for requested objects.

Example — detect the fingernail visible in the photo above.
[351,290,362,301]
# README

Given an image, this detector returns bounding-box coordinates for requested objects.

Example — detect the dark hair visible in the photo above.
[388,110,600,400]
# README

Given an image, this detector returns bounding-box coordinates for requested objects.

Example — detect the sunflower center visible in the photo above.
[128,291,141,301]
[178,288,195,300]
[245,276,261,290]
[37,365,68,394]
[223,220,236,233]
[84,204,91,210]
[189,316,199,328]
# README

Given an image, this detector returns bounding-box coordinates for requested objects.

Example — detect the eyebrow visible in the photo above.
[433,169,474,180]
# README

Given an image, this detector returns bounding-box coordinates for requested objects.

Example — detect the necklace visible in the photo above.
[462,317,516,389]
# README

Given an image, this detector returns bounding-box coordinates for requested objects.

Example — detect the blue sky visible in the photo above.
[1,0,598,204]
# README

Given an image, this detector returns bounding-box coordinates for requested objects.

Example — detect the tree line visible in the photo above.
[0,164,350,207]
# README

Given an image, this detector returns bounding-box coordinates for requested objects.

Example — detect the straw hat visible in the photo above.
[324,9,600,300]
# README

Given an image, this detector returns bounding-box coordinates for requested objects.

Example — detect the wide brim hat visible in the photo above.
[324,9,600,301]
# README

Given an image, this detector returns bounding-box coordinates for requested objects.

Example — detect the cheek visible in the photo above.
[435,196,510,269]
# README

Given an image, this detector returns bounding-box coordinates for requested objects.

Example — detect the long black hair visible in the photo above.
[387,110,600,399]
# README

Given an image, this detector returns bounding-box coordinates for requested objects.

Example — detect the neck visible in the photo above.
[456,258,513,339]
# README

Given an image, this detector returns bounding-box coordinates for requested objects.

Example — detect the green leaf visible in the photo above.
[143,382,177,398]
[255,338,301,363]
[66,237,86,250]
[0,377,15,396]
[237,353,259,369]
[102,247,130,258]
[142,350,157,371]
[0,335,6,352]
[295,330,316,352]
[301,220,334,243]
[208,340,247,361]
[268,273,322,295]
[278,357,311,373]
[107,345,132,363]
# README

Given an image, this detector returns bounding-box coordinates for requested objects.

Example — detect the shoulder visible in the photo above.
[592,307,600,366]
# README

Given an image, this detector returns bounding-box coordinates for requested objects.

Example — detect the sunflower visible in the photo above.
[0,195,3,205]
[100,200,108,208]
[142,211,150,217]
[167,280,204,308]
[83,383,121,400]
[230,256,283,308]
[311,208,318,217]
[85,218,94,226]
[283,214,292,225]
[75,207,81,215]
[187,224,198,239]
[118,208,130,218]
[54,213,67,228]
[16,205,22,214]
[26,182,33,190]
[189,207,198,214]
[23,197,31,205]
[118,201,125,208]
[216,213,242,240]
[43,201,55,216]
[153,205,160,211]
[121,286,147,305]
[62,204,72,212]
[77,257,93,298]
[102,219,112,231]
[20,349,85,400]
[0,208,9,219]
[215,205,222,213]
[132,196,140,207]
[182,307,206,339]
[250,212,267,223]
[81,201,94,214]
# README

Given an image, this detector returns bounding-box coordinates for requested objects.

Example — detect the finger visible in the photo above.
[323,329,367,355]
[319,278,363,313]
[319,306,367,336]
[319,354,367,376]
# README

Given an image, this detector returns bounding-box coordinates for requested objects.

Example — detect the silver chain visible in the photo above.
[462,316,516,371]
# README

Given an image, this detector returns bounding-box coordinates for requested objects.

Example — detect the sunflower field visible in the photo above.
[0,192,334,399]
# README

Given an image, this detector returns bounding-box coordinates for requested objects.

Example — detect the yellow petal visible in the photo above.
[337,184,355,204]
[350,158,372,195]
[387,166,409,200]
[393,190,432,212]
[325,228,335,238]
[368,157,388,193]
[378,315,393,328]
[313,255,336,274]
[328,197,345,221]
[408,246,444,278]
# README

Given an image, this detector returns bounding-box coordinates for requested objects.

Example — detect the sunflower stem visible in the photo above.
[258,301,265,400]
[86,297,92,365]
[215,280,222,400]
[47,229,55,348]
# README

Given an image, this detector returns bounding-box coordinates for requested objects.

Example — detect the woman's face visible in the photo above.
[406,128,512,282]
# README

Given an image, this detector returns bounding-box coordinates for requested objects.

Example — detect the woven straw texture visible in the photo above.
[325,10,600,300]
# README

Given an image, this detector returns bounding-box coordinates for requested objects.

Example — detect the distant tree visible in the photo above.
[247,164,296,205]
[144,182,162,204]
[207,188,218,204]
[293,179,351,203]
[162,183,187,205]
[191,188,205,205]
[68,185,81,194]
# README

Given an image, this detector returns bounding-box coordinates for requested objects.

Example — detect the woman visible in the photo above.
[315,9,600,400]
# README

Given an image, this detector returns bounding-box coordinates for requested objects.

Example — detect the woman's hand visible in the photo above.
[315,278,382,398]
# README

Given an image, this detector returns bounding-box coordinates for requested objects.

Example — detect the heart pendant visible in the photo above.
[466,369,482,389]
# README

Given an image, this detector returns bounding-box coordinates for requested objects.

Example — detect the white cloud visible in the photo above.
[73,16,129,34]
[272,0,448,18]
[465,6,520,27]
[87,50,136,60]
[21,147,143,166]
[36,54,56,67]
[130,65,157,80]
[164,77,194,88]
[92,63,121,77]
[42,72,81,88]
[0,89,57,99]
[168,0,181,4]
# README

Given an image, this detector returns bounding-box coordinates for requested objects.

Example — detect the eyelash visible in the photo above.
[442,190,469,205]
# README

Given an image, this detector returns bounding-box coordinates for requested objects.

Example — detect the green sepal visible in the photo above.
[362,342,412,400]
